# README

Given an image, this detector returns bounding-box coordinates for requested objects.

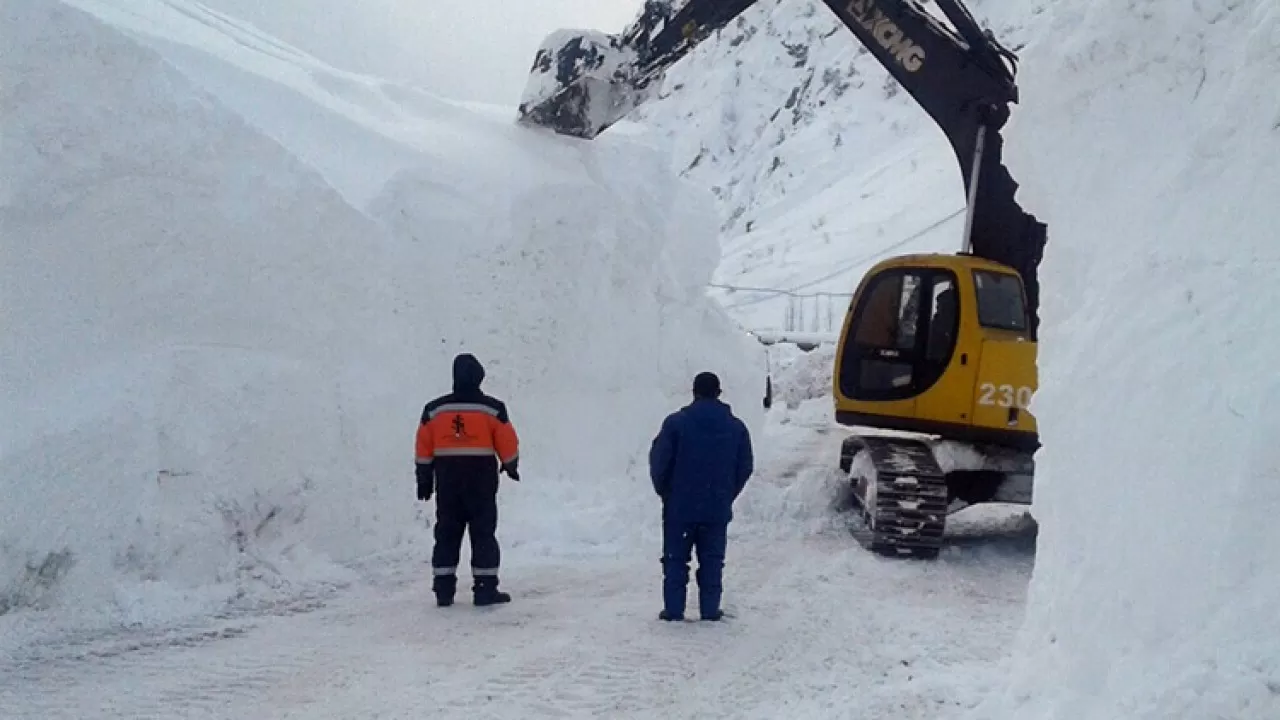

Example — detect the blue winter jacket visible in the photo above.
[648,398,754,524]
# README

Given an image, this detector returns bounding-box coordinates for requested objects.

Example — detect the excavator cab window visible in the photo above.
[972,270,1028,334]
[840,268,958,402]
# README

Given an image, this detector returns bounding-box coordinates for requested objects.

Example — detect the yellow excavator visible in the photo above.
[516,0,1048,558]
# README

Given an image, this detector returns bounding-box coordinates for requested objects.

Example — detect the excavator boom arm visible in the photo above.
[516,0,1046,333]
[624,1,758,82]
[817,0,1045,334]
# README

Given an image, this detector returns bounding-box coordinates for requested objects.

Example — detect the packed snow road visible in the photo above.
[2,431,1034,720]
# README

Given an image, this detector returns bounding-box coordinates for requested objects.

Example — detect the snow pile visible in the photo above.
[968,1,1280,717]
[1,0,398,624]
[0,0,761,632]
[763,342,836,410]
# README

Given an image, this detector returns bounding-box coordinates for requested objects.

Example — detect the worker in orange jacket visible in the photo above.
[415,353,520,607]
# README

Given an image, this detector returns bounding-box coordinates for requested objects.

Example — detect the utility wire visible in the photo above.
[706,282,803,296]
[717,207,965,310]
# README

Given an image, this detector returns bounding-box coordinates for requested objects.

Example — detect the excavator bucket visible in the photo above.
[516,30,646,139]
[515,1,744,138]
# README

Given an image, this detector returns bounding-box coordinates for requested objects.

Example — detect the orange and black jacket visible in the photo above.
[416,354,519,486]
[416,393,519,478]
[415,355,519,484]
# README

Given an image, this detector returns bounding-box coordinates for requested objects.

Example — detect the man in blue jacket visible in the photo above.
[648,371,754,621]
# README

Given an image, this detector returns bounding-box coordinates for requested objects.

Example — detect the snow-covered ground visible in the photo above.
[2,523,1034,720]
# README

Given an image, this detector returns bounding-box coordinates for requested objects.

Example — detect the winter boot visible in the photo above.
[473,577,511,606]
[432,573,456,607]
[701,609,724,621]
[658,610,684,621]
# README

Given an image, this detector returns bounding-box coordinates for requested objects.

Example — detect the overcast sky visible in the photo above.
[200,0,643,104]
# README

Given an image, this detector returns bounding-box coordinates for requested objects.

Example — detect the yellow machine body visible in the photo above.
[832,253,1039,452]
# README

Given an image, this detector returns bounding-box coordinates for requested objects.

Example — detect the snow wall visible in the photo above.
[0,0,763,631]
[971,1,1280,718]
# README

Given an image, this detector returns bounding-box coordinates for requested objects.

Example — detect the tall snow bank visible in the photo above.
[1,0,402,625]
[0,0,761,632]
[363,124,763,559]
[972,1,1280,717]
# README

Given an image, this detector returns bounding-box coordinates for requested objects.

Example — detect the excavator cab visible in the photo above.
[829,252,1038,558]
[834,253,1038,452]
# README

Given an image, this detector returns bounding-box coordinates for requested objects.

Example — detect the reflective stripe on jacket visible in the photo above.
[416,395,519,468]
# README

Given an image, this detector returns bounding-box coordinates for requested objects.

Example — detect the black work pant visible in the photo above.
[431,473,501,591]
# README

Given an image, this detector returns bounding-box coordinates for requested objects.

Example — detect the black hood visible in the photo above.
[452,353,485,392]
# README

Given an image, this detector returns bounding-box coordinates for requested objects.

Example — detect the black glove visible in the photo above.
[416,465,433,501]
[502,460,520,481]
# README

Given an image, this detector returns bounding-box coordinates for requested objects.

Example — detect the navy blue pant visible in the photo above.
[661,515,728,618]
[431,475,500,595]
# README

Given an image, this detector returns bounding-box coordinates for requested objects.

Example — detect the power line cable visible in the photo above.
[720,207,964,310]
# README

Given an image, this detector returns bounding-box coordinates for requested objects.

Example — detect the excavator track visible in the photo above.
[840,435,949,559]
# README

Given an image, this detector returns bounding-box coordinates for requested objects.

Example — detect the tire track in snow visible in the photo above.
[0,578,423,720]
[422,562,716,718]
[430,541,824,719]
[0,535,1029,720]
